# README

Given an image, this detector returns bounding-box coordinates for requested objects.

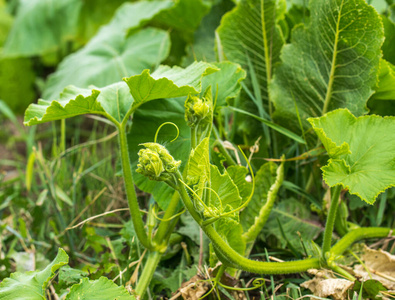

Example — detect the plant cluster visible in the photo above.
[0,0,395,299]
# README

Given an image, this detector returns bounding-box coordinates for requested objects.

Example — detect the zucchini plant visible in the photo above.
[1,0,395,298]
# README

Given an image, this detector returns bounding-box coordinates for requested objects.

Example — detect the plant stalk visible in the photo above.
[118,125,152,250]
[175,172,321,274]
[322,185,342,256]
[135,251,162,297]
[331,227,392,256]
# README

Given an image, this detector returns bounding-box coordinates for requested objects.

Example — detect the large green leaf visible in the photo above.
[217,0,285,108]
[308,109,395,204]
[76,0,127,43]
[43,27,171,100]
[3,0,82,57]
[215,218,246,255]
[124,62,218,105]
[271,0,384,135]
[25,62,217,126]
[65,277,135,300]
[0,248,69,300]
[42,0,175,99]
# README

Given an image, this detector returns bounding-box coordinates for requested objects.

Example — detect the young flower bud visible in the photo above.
[136,143,181,182]
[184,95,211,128]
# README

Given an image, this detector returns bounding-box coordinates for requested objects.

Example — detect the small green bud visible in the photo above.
[184,95,211,128]
[136,143,181,181]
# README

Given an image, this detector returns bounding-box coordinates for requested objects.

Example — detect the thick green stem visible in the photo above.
[135,251,162,297]
[322,185,342,256]
[331,227,392,256]
[176,174,320,274]
[243,160,284,242]
[118,125,152,250]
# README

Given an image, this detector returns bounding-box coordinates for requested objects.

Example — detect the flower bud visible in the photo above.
[136,143,181,181]
[184,95,211,128]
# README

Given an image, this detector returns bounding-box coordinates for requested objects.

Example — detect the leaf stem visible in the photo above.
[134,251,162,297]
[331,227,393,256]
[212,126,236,166]
[175,172,320,274]
[118,125,152,250]
[322,185,342,256]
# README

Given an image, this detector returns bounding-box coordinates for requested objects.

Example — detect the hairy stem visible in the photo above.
[118,125,152,250]
[331,227,392,256]
[176,173,320,274]
[322,185,342,256]
[135,251,162,297]
[212,127,236,166]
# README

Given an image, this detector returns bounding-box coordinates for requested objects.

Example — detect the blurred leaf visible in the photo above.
[183,0,234,64]
[65,277,135,300]
[77,0,128,43]
[0,0,13,48]
[264,198,322,252]
[43,27,171,100]
[0,58,36,114]
[382,15,395,65]
[352,280,387,300]
[309,109,395,204]
[271,0,384,135]
[371,59,395,100]
[0,248,69,300]
[3,0,82,57]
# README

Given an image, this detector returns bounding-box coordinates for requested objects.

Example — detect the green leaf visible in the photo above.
[215,218,246,255]
[25,62,217,126]
[264,198,322,252]
[3,0,82,57]
[201,61,246,107]
[227,165,253,204]
[124,62,218,105]
[0,0,13,48]
[42,0,176,99]
[43,27,171,100]
[0,57,36,114]
[65,277,135,300]
[183,1,234,64]
[271,0,384,134]
[217,0,286,108]
[187,137,210,186]
[208,164,242,215]
[76,0,127,43]
[382,15,395,66]
[0,248,69,300]
[371,59,395,100]
[308,109,395,204]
